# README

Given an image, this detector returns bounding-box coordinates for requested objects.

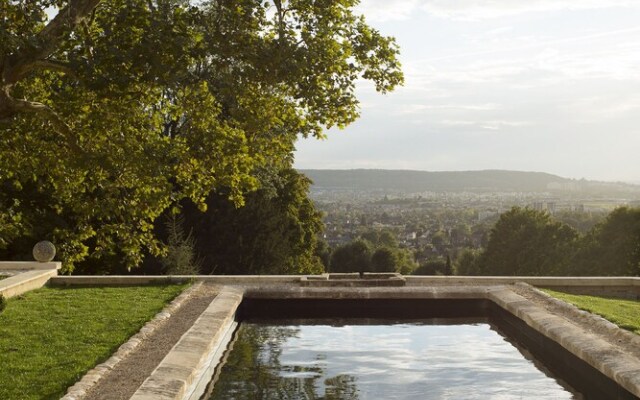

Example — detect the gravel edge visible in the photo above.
[61,281,203,400]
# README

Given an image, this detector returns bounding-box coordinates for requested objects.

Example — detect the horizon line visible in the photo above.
[295,168,640,185]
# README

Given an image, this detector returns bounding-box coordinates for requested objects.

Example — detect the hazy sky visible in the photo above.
[293,0,640,182]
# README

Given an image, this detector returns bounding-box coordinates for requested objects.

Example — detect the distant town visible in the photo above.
[305,169,640,266]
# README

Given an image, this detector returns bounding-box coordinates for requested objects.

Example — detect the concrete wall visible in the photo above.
[49,274,640,297]
[0,262,60,298]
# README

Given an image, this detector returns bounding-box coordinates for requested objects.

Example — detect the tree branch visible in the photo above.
[16,60,77,80]
[0,1,101,142]
[9,97,84,155]
[4,0,102,85]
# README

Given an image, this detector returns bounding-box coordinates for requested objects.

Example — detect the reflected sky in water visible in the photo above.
[205,322,577,400]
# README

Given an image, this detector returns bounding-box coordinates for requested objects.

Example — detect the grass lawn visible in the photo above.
[0,284,188,400]
[542,289,640,334]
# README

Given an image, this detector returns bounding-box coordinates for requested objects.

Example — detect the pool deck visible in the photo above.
[5,268,640,399]
[0,262,61,299]
[115,277,640,400]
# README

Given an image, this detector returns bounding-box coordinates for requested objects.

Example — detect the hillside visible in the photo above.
[299,169,640,195]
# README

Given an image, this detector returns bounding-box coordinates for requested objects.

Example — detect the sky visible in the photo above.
[293,0,640,182]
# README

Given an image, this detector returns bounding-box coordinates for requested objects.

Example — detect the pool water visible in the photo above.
[203,321,578,400]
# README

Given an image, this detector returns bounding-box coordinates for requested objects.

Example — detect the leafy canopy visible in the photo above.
[0,0,403,271]
[478,207,579,276]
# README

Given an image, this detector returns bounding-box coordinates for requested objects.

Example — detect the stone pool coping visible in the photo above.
[122,282,640,400]
[130,286,243,400]
[10,273,636,399]
[0,261,60,298]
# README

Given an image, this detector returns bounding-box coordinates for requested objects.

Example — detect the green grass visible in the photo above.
[542,289,640,334]
[0,284,188,400]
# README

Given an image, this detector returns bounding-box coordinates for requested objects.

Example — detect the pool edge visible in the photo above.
[129,285,640,400]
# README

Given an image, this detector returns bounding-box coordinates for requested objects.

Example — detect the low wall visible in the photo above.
[407,276,640,298]
[49,274,640,297]
[0,262,60,298]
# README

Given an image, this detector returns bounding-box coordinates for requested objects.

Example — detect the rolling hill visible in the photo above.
[299,169,640,195]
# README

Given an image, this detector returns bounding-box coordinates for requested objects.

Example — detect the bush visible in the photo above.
[162,214,201,275]
[0,294,6,313]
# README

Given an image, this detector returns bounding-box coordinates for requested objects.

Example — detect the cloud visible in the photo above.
[395,103,501,115]
[441,119,531,130]
[420,0,640,21]
[357,0,640,22]
[355,0,421,22]
[559,95,640,123]
[422,26,640,63]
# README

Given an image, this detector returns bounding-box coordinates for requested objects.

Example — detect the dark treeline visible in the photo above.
[457,206,640,276]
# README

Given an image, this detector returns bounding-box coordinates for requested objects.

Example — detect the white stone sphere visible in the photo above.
[33,241,56,262]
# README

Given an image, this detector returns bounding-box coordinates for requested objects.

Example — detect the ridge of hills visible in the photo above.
[298,169,640,195]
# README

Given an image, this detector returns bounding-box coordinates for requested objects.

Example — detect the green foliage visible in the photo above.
[444,254,453,276]
[412,259,447,275]
[478,207,579,276]
[360,229,398,248]
[554,210,606,234]
[331,227,417,274]
[0,294,6,313]
[314,237,332,271]
[161,214,201,275]
[570,207,640,276]
[0,0,403,272]
[454,207,640,277]
[454,248,482,276]
[330,239,373,274]
[370,247,397,273]
[153,168,324,275]
[543,289,640,334]
[0,284,187,400]
[393,247,418,274]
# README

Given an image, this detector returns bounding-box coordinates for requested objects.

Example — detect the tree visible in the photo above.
[477,207,578,276]
[349,227,416,274]
[370,247,396,273]
[360,228,398,248]
[0,1,403,272]
[314,237,331,271]
[394,248,418,274]
[444,254,452,276]
[570,207,640,276]
[454,248,481,276]
[330,239,372,274]
[161,214,201,275]
[555,210,606,234]
[144,168,324,275]
[411,259,447,275]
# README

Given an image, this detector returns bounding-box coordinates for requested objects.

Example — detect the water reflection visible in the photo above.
[203,322,578,400]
